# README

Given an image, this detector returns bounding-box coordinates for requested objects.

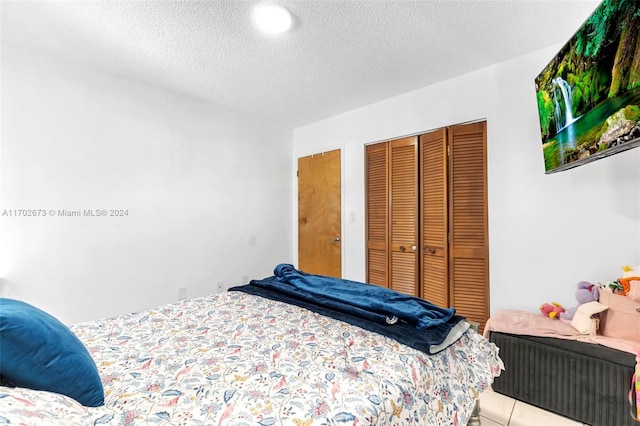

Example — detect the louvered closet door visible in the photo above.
[448,122,489,329]
[420,128,449,307]
[389,137,419,296]
[365,143,388,287]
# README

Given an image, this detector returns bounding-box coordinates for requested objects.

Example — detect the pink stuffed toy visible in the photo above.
[559,281,599,321]
[540,302,565,319]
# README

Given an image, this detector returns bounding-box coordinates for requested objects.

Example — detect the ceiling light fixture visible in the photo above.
[253,3,293,34]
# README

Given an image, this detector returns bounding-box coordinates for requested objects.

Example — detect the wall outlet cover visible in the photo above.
[178,286,187,301]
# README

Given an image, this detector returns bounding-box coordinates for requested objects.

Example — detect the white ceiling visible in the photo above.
[1,0,600,129]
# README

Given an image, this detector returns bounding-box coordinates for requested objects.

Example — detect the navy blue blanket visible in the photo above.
[273,264,455,329]
[229,264,469,354]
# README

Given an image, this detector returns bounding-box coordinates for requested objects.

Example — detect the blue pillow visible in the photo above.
[0,298,104,407]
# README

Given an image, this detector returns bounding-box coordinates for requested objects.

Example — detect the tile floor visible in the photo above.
[478,387,588,426]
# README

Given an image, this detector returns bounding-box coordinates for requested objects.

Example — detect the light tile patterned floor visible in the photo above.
[479,388,588,426]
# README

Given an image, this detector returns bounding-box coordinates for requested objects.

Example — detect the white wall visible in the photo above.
[0,45,293,323]
[293,45,640,315]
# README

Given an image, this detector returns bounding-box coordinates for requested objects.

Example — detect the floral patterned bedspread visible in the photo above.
[0,292,503,425]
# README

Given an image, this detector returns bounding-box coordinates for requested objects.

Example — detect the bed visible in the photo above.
[0,265,503,425]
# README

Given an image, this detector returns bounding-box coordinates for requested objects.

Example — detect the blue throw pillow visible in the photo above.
[0,298,104,407]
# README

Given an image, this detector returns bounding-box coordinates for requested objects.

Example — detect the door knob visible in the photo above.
[400,245,406,252]
[333,237,341,243]
[411,245,417,251]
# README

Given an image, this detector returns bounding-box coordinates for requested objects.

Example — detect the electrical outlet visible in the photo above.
[178,286,187,301]
[216,281,225,293]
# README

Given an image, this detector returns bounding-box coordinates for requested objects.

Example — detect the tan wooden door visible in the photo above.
[389,137,419,296]
[448,122,489,329]
[420,128,449,307]
[298,149,342,278]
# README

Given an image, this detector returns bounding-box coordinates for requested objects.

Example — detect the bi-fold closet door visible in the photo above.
[365,136,419,296]
[365,121,489,329]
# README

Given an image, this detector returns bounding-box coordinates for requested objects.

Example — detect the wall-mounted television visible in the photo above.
[535,0,640,174]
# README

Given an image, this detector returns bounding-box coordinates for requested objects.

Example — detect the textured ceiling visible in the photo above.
[1,0,600,129]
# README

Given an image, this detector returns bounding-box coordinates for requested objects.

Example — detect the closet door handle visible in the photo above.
[400,245,406,252]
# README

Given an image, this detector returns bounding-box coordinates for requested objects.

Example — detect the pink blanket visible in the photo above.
[484,309,640,355]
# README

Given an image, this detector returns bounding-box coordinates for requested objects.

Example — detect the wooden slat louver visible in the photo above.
[452,258,487,325]
[366,143,388,287]
[449,121,489,331]
[420,128,449,307]
[391,252,417,296]
[389,137,418,296]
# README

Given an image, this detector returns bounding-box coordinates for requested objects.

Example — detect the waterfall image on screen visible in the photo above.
[535,0,640,174]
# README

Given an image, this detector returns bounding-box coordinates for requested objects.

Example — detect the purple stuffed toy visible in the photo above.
[559,281,600,321]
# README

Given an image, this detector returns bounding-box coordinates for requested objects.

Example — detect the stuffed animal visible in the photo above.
[559,281,599,321]
[604,265,640,295]
[621,264,640,300]
[540,302,565,319]
[622,264,640,278]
